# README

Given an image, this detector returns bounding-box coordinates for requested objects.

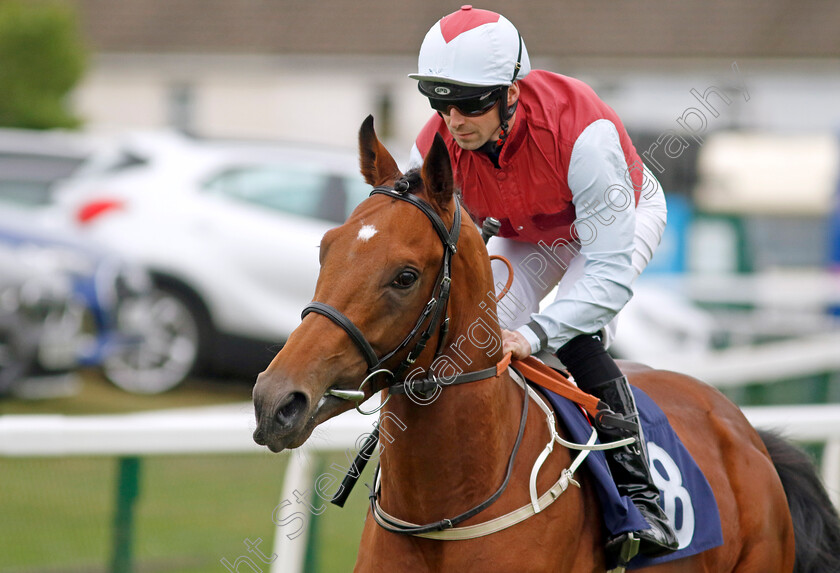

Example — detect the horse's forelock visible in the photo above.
[401,169,424,195]
[401,169,462,200]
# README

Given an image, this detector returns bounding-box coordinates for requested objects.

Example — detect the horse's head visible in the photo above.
[253,116,490,452]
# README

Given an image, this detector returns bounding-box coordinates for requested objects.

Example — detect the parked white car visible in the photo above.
[51,131,372,387]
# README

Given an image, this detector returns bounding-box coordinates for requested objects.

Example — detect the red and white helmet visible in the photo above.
[409,5,531,88]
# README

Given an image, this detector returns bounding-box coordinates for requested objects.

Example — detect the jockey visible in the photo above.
[408,6,677,558]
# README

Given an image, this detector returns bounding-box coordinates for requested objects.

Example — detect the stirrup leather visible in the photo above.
[594,407,639,437]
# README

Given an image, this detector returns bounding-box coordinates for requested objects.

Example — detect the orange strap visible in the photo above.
[490,254,602,417]
[489,255,514,303]
[511,355,603,419]
[495,351,513,376]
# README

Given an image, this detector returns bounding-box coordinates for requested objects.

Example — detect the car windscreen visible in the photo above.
[0,153,86,206]
[203,165,368,224]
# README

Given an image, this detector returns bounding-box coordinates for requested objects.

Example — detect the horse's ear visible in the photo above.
[359,115,402,187]
[422,133,455,210]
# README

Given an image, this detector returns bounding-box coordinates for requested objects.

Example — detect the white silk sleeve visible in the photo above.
[516,119,639,353]
[408,143,423,171]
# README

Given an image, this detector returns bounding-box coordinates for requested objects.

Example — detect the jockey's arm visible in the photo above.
[515,119,650,355]
[408,143,423,171]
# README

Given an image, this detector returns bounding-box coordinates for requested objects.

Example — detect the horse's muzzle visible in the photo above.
[252,374,311,452]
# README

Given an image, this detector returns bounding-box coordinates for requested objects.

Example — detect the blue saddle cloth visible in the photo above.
[535,384,724,568]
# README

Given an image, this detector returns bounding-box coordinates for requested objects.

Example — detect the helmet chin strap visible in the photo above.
[495,88,519,147]
[495,33,524,147]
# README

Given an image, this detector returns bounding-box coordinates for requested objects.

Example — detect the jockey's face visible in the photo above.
[440,83,519,151]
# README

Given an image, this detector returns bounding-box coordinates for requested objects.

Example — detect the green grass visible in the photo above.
[0,452,374,572]
[1,457,114,570]
[0,371,375,572]
[0,369,254,416]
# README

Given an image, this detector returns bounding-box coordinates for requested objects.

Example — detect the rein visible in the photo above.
[368,363,530,536]
[368,368,634,541]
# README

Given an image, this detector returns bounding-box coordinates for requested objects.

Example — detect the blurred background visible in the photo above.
[1,1,839,572]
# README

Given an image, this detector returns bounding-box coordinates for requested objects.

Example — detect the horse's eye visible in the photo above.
[392,270,418,289]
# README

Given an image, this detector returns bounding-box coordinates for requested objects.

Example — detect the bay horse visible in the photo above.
[253,116,840,572]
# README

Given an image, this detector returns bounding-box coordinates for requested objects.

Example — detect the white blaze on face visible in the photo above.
[357,224,378,242]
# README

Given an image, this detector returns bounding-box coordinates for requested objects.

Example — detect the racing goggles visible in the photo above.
[420,82,505,117]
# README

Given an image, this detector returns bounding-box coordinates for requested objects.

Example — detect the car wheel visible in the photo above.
[102,286,206,393]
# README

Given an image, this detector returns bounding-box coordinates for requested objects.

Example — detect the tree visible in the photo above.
[0,1,87,129]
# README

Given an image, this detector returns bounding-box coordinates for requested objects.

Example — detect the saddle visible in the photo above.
[517,357,724,569]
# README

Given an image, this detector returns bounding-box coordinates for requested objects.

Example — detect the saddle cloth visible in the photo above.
[535,384,724,568]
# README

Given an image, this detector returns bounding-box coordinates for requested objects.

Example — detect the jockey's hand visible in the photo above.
[502,329,531,360]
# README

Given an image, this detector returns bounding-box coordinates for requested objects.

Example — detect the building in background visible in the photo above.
[60,0,840,273]
[67,1,840,149]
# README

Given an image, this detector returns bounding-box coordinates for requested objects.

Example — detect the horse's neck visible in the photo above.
[373,228,528,519]
[376,347,524,521]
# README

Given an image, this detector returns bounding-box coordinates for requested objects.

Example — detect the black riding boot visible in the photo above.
[589,376,679,558]
[557,333,678,560]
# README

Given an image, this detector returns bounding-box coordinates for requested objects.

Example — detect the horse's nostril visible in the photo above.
[275,392,307,429]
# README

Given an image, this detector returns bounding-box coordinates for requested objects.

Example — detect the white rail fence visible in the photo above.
[2,401,840,573]
[644,332,840,388]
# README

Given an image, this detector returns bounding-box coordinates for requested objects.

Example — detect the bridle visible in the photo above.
[300,180,533,532]
[300,181,463,414]
[301,180,631,538]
